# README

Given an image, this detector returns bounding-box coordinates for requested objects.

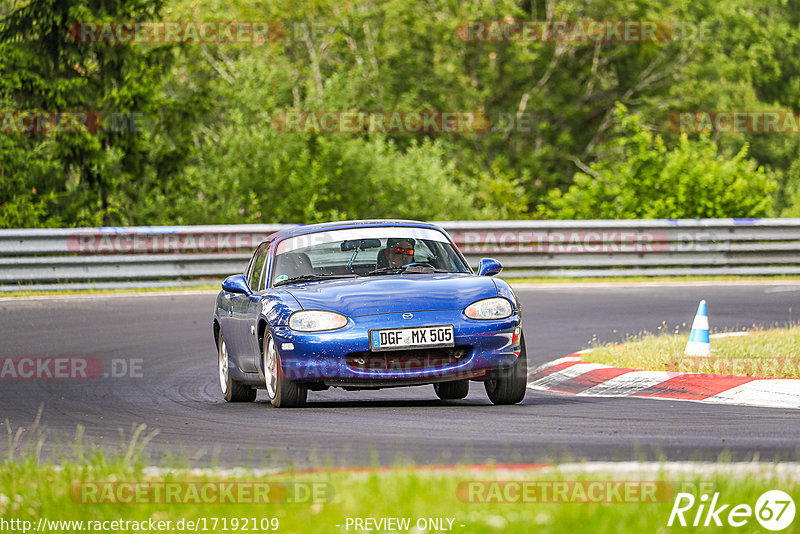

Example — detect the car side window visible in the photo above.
[248,244,268,291]
[244,252,257,288]
[250,243,267,291]
[256,246,271,291]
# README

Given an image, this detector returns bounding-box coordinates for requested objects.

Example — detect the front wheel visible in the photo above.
[434,380,469,400]
[218,333,256,402]
[263,333,307,408]
[484,332,527,405]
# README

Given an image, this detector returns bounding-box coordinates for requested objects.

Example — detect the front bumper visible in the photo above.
[268,310,521,385]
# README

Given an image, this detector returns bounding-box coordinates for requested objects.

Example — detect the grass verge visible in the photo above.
[2,429,799,534]
[2,275,799,299]
[0,284,219,298]
[582,326,800,378]
[506,274,800,285]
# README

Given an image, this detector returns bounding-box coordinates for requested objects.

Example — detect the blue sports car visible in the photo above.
[212,219,527,407]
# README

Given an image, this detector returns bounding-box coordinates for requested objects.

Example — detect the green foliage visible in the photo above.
[457,162,530,220]
[2,0,800,227]
[0,116,63,227]
[0,0,198,227]
[537,104,777,219]
[780,160,800,217]
[144,133,479,224]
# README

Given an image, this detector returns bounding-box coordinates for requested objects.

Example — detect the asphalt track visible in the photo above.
[1,282,798,467]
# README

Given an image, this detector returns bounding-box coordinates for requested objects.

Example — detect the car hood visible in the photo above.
[283,274,499,316]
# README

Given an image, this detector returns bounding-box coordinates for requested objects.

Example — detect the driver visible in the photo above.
[387,238,415,268]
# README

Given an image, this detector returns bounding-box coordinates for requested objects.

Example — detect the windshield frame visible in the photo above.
[267,225,471,287]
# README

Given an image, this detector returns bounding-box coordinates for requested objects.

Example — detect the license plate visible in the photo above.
[369,325,455,352]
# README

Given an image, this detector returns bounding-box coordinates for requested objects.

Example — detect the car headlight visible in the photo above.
[289,310,348,331]
[464,297,513,320]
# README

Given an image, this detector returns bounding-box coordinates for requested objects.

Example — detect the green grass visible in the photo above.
[2,275,797,299]
[0,284,218,298]
[3,426,799,534]
[506,274,800,285]
[582,326,800,378]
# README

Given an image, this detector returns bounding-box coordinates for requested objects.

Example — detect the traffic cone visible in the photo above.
[684,300,711,356]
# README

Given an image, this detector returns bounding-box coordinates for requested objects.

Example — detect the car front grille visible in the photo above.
[346,346,472,372]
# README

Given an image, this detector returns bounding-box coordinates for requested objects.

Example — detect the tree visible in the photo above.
[537,104,776,219]
[4,0,800,227]
[0,0,185,226]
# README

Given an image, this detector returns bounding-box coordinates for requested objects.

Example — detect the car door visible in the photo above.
[218,251,253,358]
[226,244,266,371]
[237,243,270,373]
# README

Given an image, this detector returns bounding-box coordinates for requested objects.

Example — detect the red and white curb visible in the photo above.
[527,354,800,410]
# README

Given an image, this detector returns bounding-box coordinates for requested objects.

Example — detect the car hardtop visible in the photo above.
[264,219,452,250]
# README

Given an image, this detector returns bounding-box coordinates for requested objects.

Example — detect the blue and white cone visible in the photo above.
[684,300,711,357]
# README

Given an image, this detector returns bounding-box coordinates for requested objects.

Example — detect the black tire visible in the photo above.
[434,380,469,400]
[218,332,257,402]
[263,332,307,408]
[484,332,527,405]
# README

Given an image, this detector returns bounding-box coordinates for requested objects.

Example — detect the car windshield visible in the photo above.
[271,227,469,285]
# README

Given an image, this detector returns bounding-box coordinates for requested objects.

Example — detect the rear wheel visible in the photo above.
[263,333,307,408]
[218,333,257,402]
[484,332,527,405]
[434,380,469,400]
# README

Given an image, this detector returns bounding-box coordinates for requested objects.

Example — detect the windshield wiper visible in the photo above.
[362,263,447,277]
[362,266,405,276]
[274,274,357,287]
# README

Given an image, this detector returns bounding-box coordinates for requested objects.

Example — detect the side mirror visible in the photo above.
[477,258,503,277]
[222,274,252,295]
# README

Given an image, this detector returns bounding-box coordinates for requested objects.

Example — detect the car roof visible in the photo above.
[266,219,448,242]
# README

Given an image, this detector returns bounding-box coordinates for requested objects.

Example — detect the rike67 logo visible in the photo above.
[668,490,796,531]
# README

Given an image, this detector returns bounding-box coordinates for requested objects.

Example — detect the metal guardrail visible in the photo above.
[1,219,799,290]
